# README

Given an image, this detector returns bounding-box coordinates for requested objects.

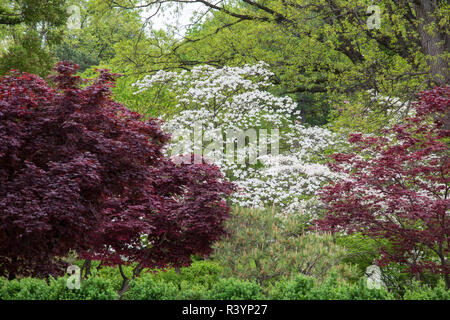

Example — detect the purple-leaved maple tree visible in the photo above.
[317,86,449,288]
[0,62,234,280]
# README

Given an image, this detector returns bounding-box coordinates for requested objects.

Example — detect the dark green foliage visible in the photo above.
[294,92,331,126]
[336,233,381,275]
[0,277,52,300]
[1,266,448,300]
[268,274,315,300]
[48,276,119,300]
[110,260,223,300]
[268,271,394,300]
[403,280,450,300]
[122,275,179,300]
[209,278,264,300]
[178,261,223,289]
[0,276,119,300]
[55,43,100,73]
[0,32,57,77]
[0,0,68,76]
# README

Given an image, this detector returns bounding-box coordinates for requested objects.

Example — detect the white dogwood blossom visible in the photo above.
[133,62,344,213]
[230,123,345,213]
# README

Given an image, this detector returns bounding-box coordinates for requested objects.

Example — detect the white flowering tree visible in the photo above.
[233,125,344,213]
[132,62,345,213]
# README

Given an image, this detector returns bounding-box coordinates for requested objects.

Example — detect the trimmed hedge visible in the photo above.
[268,272,394,300]
[0,276,118,300]
[403,280,450,300]
[0,262,448,300]
[209,278,265,300]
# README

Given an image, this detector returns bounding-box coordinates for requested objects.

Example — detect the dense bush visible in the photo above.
[335,233,382,275]
[122,275,179,300]
[178,261,223,289]
[48,276,119,300]
[403,280,450,300]
[176,281,210,300]
[125,271,265,300]
[125,260,223,289]
[1,0,448,303]
[208,278,264,300]
[110,260,223,300]
[268,272,394,300]
[0,276,118,300]
[3,270,448,300]
[1,257,449,300]
[0,278,52,300]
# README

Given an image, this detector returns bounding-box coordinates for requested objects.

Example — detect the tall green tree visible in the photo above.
[55,0,145,72]
[107,0,449,126]
[0,0,68,76]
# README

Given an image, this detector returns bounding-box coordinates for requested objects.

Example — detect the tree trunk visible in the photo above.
[445,273,450,290]
[117,264,130,300]
[438,249,449,290]
[81,259,91,279]
[116,264,142,299]
[118,278,130,300]
[413,0,450,130]
[413,0,449,86]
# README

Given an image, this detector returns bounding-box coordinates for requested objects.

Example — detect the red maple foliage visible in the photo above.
[317,86,449,288]
[0,62,234,278]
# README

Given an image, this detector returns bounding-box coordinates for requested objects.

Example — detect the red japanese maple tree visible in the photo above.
[317,86,449,288]
[0,62,234,279]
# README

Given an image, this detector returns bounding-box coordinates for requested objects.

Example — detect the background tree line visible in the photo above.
[1,0,448,126]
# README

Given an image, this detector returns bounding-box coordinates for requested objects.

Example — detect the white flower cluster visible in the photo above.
[231,124,344,213]
[133,61,299,128]
[133,62,344,213]
[367,89,413,125]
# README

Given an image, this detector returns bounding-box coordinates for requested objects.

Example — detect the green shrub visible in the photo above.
[336,233,381,275]
[269,271,394,300]
[309,271,393,300]
[138,260,223,291]
[47,276,119,300]
[95,265,133,292]
[176,281,210,300]
[122,275,178,300]
[345,280,394,300]
[1,273,448,300]
[268,274,315,300]
[0,278,51,300]
[120,260,222,299]
[149,268,181,286]
[0,275,118,300]
[179,261,223,289]
[403,280,450,300]
[209,278,264,300]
